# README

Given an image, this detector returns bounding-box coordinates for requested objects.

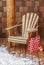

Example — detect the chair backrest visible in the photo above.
[22,13,39,38]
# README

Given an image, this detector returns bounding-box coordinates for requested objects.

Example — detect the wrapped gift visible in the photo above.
[28,35,40,53]
[28,38,35,53]
[34,35,40,52]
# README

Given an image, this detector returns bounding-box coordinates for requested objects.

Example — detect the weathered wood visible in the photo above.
[5,24,22,30]
[7,0,16,36]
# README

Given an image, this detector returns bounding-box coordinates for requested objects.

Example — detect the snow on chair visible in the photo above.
[5,13,39,48]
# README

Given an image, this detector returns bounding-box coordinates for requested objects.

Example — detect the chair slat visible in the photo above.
[8,36,27,39]
[22,15,26,37]
[31,13,37,28]
[28,13,33,29]
[33,15,39,28]
[24,13,30,37]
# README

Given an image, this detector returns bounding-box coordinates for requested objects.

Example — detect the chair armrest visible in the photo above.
[5,24,22,30]
[27,28,38,33]
[27,25,39,32]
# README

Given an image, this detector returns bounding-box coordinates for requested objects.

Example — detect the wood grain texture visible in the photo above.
[7,0,16,36]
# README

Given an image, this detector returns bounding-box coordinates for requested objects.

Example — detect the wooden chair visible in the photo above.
[5,13,39,48]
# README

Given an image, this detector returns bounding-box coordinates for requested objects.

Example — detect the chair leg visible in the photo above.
[7,42,10,49]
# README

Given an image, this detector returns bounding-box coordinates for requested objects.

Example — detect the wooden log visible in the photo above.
[7,0,16,36]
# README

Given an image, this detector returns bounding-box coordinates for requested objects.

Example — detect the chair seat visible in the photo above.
[8,36,27,44]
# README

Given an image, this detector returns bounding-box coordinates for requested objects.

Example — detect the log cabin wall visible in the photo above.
[0,0,7,37]
[0,0,15,37]
[0,0,44,39]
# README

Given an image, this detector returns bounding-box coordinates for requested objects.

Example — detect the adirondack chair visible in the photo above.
[5,13,39,48]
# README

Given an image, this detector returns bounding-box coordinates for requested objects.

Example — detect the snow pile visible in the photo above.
[0,45,40,65]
